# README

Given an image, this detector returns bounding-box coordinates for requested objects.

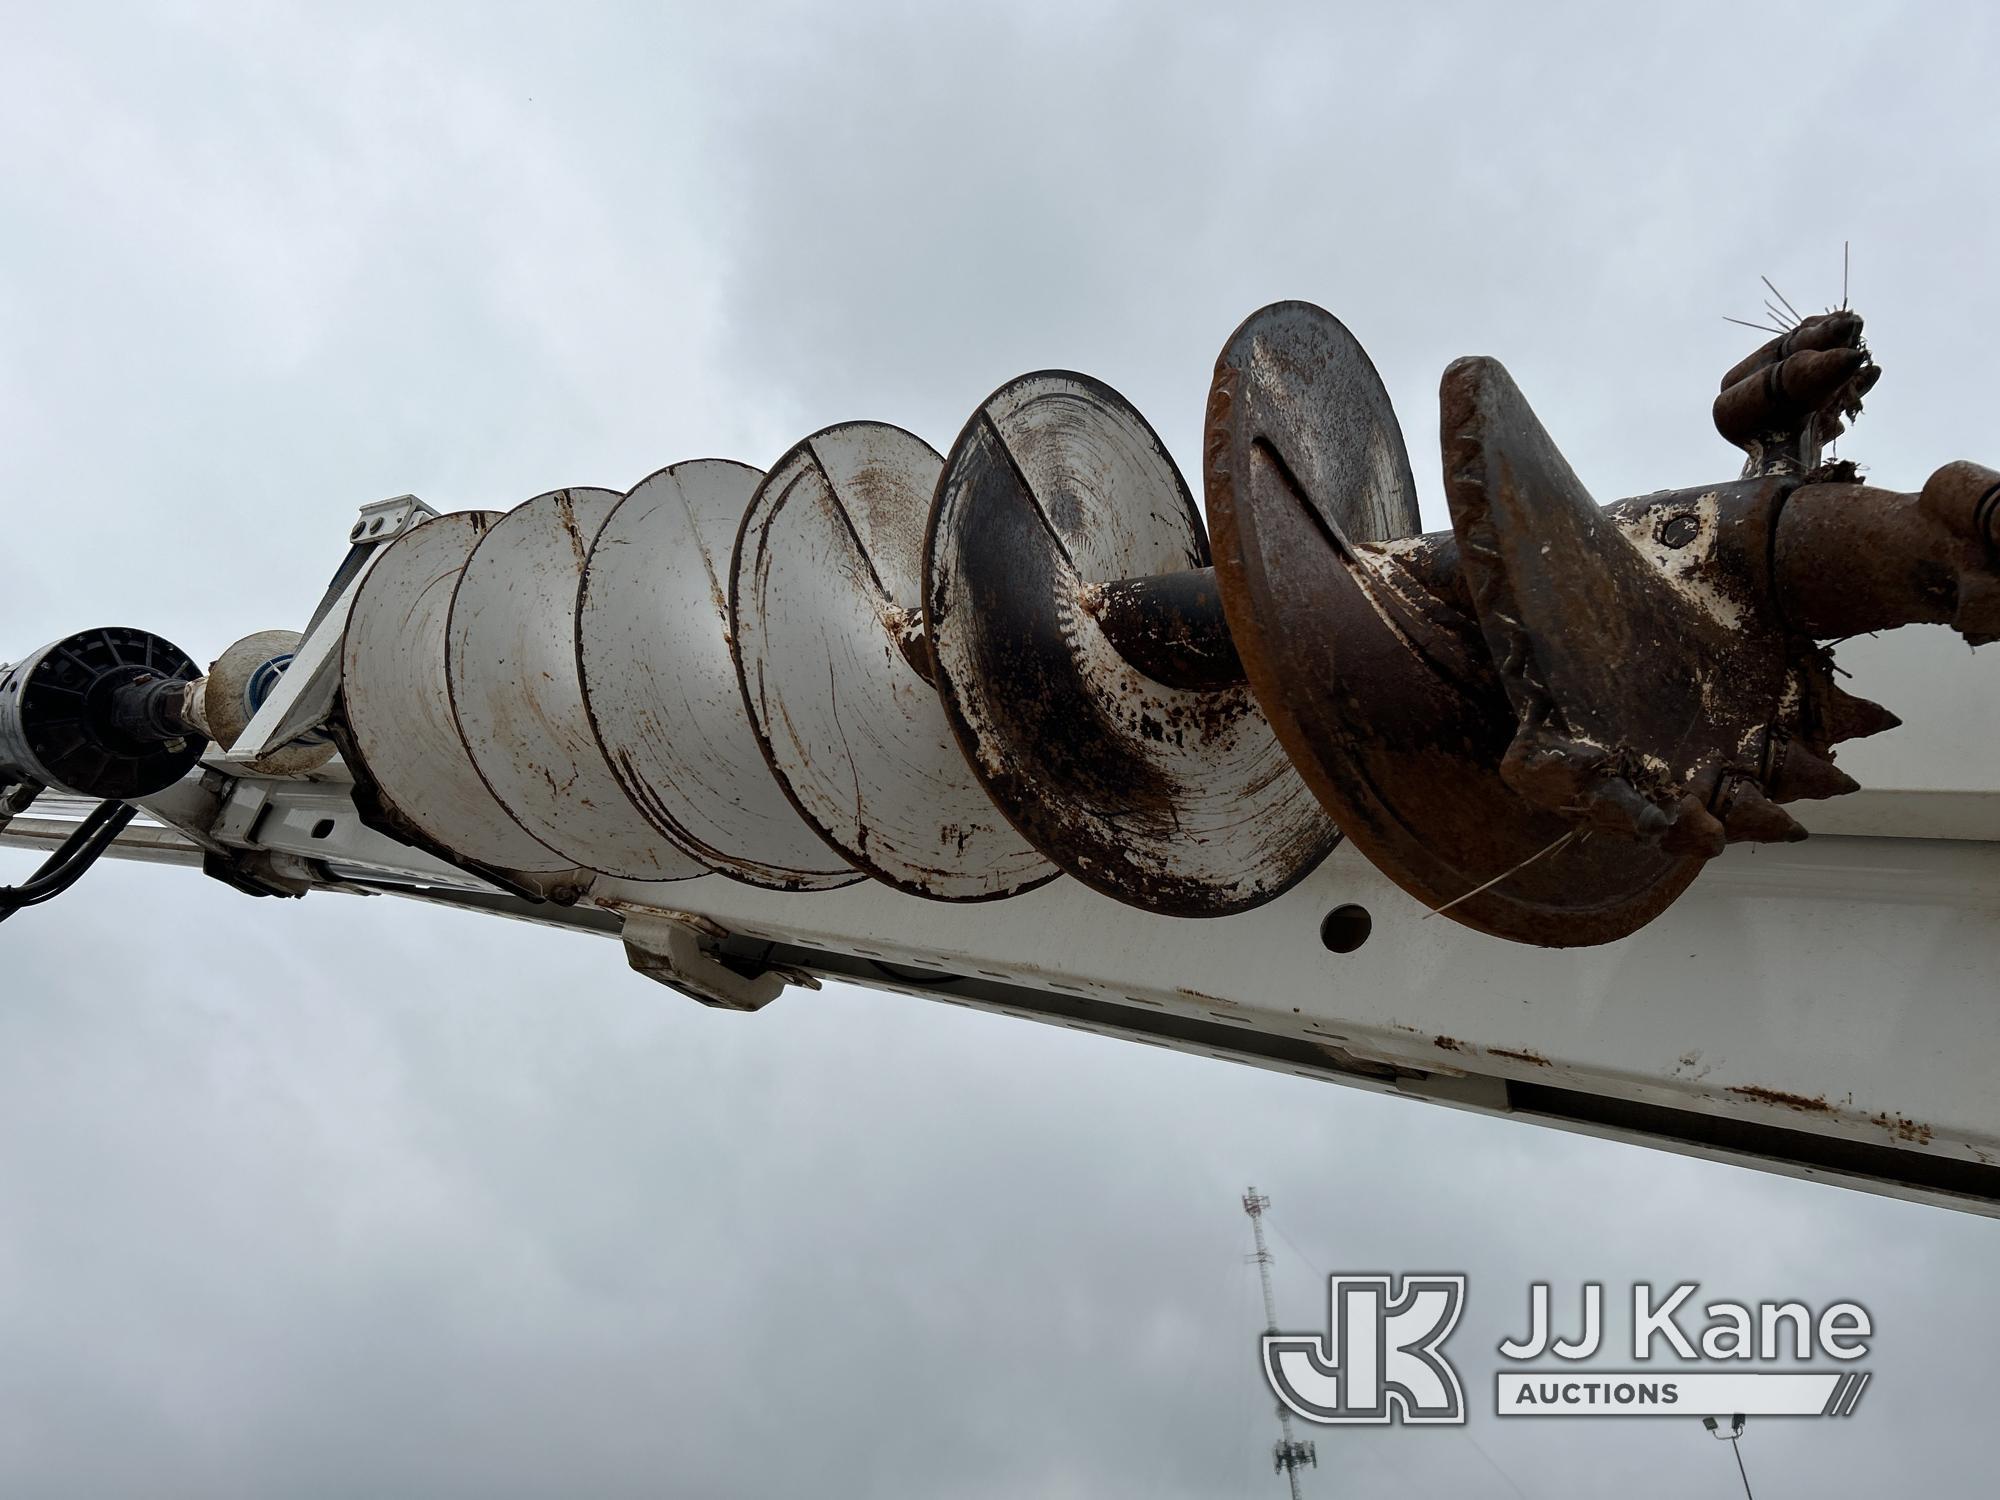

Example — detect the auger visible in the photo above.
[4,299,1997,1212]
[1205,303,1993,944]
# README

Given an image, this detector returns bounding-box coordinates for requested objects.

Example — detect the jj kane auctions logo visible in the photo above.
[1263,1278,1873,1424]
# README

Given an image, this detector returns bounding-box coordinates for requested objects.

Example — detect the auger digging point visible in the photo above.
[1207,299,1993,946]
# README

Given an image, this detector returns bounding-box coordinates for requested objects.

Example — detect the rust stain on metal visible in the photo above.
[1728,1085,1834,1113]
[1488,1046,1551,1067]
[554,489,588,568]
[924,371,1336,917]
[1869,1111,1935,1145]
[1176,986,1235,1008]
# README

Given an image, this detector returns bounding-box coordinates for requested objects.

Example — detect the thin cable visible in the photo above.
[1267,1217,1320,1292]
[1425,830,1577,919]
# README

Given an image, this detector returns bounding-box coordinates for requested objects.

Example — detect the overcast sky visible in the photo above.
[3,2,1998,1495]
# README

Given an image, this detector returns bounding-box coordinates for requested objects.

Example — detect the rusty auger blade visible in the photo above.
[1207,298,1991,947]
[1206,303,1708,946]
[922,372,1338,917]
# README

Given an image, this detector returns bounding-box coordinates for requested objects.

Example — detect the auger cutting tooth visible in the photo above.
[1819,685,1902,745]
[1765,741,1860,804]
[1659,796,1727,859]
[1720,783,1809,844]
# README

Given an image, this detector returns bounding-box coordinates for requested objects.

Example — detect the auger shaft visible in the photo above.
[1774,462,2000,643]
[1082,567,1245,691]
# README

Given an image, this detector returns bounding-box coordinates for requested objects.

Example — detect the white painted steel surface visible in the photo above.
[578,460,859,891]
[11,762,1999,1214]
[732,423,1055,900]
[447,488,703,882]
[586,828,2000,1214]
[342,512,569,873]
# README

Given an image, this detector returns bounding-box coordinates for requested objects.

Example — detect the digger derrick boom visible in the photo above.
[4,300,1997,1215]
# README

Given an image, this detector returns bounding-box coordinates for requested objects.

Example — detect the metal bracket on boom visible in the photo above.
[219,495,437,770]
[610,904,814,1012]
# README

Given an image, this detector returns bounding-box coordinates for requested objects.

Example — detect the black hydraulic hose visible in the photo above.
[0,799,138,922]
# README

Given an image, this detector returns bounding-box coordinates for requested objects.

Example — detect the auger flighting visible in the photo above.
[4,300,1994,946]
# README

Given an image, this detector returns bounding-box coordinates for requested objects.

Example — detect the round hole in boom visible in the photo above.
[1319,904,1372,954]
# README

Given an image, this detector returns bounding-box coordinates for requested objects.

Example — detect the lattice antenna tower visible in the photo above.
[1244,1187,1317,1500]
